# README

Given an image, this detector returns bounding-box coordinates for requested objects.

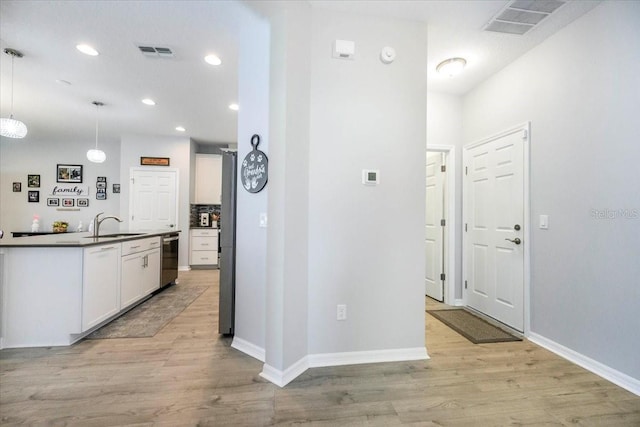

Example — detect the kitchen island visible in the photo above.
[0,230,179,349]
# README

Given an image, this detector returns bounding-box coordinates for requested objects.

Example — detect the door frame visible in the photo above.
[461,122,531,335]
[425,144,456,306]
[128,167,180,231]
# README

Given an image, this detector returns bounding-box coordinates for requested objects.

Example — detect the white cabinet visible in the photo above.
[194,154,222,204]
[82,243,121,331]
[121,237,161,309]
[189,228,218,266]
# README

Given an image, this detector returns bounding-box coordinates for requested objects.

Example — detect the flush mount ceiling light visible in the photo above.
[175,126,186,132]
[141,98,156,106]
[0,48,28,139]
[204,54,222,66]
[436,57,467,77]
[87,101,106,163]
[228,103,239,111]
[76,44,99,56]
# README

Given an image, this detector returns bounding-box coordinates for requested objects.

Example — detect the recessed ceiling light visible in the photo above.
[204,54,222,66]
[142,98,156,106]
[175,126,186,132]
[436,57,467,77]
[228,103,239,111]
[76,44,99,56]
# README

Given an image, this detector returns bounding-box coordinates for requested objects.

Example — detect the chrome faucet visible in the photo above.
[92,212,123,237]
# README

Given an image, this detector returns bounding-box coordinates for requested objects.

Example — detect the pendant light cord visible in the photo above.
[95,103,99,149]
[9,53,15,117]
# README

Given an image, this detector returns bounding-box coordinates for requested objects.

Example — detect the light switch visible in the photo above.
[333,40,355,60]
[539,215,549,229]
[259,212,268,228]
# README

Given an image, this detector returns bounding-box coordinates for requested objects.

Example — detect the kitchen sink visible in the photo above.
[84,233,145,238]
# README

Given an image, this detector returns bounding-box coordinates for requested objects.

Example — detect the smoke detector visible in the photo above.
[137,45,174,58]
[484,0,566,35]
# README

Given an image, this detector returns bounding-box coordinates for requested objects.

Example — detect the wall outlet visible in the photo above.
[337,304,347,321]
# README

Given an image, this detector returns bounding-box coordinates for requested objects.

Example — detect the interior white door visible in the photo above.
[130,169,178,231]
[425,152,446,301]
[464,127,525,331]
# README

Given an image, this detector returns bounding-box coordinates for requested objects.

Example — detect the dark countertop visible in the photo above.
[0,230,181,248]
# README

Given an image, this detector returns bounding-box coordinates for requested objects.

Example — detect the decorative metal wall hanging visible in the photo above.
[241,134,268,193]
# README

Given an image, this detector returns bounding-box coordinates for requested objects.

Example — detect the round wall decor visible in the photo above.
[241,134,268,193]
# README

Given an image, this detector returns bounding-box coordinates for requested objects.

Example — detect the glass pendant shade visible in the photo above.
[1,48,28,139]
[0,116,28,139]
[87,148,106,163]
[87,101,106,163]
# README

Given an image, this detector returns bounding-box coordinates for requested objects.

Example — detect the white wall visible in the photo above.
[307,8,428,354]
[233,2,270,355]
[462,1,640,380]
[426,91,463,299]
[0,136,120,234]
[119,134,192,268]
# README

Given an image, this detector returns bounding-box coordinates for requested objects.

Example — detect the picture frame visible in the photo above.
[96,176,107,182]
[113,183,121,193]
[57,164,83,183]
[96,182,106,189]
[77,198,89,207]
[28,191,40,203]
[62,198,75,207]
[140,156,170,166]
[13,182,22,192]
[47,198,60,207]
[28,174,41,188]
[96,192,107,200]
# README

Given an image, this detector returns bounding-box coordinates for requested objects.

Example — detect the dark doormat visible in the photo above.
[427,308,522,344]
[87,285,207,339]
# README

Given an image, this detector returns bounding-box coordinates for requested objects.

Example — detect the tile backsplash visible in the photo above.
[190,204,220,227]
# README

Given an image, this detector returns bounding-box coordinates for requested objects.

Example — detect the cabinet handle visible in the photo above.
[130,245,141,249]
[101,246,116,250]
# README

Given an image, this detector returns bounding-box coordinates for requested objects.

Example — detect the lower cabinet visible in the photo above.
[121,237,161,310]
[189,228,218,266]
[82,243,121,331]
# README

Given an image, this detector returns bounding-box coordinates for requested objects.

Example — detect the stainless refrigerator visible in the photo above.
[218,150,237,335]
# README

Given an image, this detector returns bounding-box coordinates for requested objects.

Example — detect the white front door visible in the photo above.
[463,126,525,331]
[129,169,178,231]
[425,152,446,301]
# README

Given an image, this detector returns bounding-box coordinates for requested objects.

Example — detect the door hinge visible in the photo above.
[465,280,468,289]
[440,273,446,281]
[523,129,528,140]
[440,219,446,226]
[131,177,135,184]
[465,223,468,232]
[131,215,134,221]
[441,165,446,172]
[465,166,468,175]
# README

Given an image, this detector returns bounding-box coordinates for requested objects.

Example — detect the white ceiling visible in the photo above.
[0,0,600,146]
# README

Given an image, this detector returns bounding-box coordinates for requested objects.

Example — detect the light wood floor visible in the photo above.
[1,270,638,426]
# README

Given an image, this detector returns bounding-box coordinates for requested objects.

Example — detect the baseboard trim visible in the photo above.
[231,337,265,362]
[453,299,464,307]
[178,265,191,271]
[260,356,309,388]
[308,347,429,368]
[528,332,640,396]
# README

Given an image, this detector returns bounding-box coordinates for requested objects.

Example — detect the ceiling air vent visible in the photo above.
[484,0,566,35]
[137,45,174,58]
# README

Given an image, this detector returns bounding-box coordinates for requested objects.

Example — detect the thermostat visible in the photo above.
[362,169,379,185]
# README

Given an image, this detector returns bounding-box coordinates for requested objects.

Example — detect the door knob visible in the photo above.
[505,238,521,245]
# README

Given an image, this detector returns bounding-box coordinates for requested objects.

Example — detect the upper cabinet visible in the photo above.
[195,154,222,204]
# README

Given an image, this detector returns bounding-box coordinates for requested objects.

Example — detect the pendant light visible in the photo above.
[87,101,106,163]
[0,48,28,139]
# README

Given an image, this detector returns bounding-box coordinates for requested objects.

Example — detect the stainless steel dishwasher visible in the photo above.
[161,233,179,287]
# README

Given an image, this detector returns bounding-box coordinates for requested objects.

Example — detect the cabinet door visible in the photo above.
[141,248,161,296]
[195,154,222,204]
[121,252,145,309]
[82,244,121,331]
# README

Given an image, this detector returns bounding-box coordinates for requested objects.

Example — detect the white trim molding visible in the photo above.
[529,333,640,397]
[258,347,429,388]
[309,347,429,368]
[260,356,309,388]
[231,337,265,362]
